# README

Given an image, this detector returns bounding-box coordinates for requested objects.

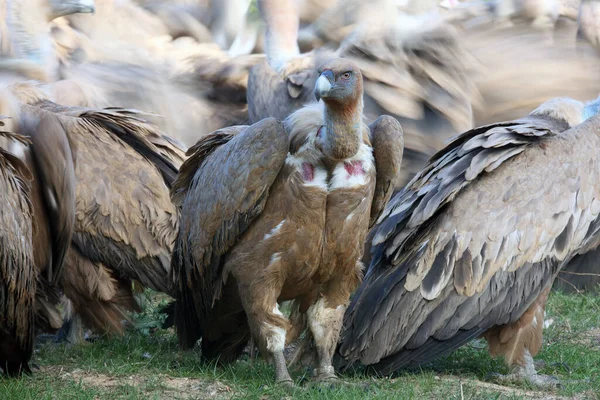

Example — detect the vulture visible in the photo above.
[0,0,95,82]
[58,102,185,341]
[6,82,186,342]
[0,85,78,337]
[336,95,600,386]
[0,81,78,374]
[171,58,404,386]
[247,0,316,123]
[0,129,35,376]
[247,0,476,186]
[577,0,600,47]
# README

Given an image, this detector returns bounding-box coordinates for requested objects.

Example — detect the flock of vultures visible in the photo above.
[2,0,600,390]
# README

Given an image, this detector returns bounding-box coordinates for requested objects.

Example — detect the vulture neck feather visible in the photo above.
[321,97,363,161]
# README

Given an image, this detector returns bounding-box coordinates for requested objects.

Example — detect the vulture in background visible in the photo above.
[0,84,78,337]
[0,128,35,376]
[336,95,600,386]
[4,82,186,342]
[45,0,258,144]
[0,0,95,82]
[0,81,78,374]
[171,59,404,386]
[248,0,477,186]
[577,0,600,47]
[247,0,317,123]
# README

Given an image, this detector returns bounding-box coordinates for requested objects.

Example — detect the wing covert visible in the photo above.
[369,115,404,228]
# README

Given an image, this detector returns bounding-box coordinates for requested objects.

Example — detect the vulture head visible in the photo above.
[315,58,365,160]
[530,95,600,128]
[47,0,96,20]
[314,58,363,105]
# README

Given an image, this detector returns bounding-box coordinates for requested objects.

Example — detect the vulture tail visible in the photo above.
[554,248,600,293]
[199,280,250,364]
[363,327,486,376]
[173,240,251,361]
[61,246,140,336]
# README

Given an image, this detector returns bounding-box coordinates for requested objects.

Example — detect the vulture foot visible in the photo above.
[273,351,294,387]
[55,315,85,345]
[487,371,561,388]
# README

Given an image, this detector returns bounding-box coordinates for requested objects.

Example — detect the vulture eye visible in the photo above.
[341,72,352,81]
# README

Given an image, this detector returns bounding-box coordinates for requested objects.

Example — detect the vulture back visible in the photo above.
[337,110,600,374]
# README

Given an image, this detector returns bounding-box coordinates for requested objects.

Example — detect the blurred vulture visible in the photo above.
[577,0,600,47]
[248,0,477,186]
[0,129,35,376]
[6,82,186,342]
[0,0,95,82]
[0,81,78,374]
[171,59,404,386]
[336,96,600,386]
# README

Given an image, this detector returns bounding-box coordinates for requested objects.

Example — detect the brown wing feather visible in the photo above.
[172,118,289,349]
[25,102,185,295]
[171,127,239,206]
[369,115,404,228]
[0,130,35,376]
[18,107,76,286]
[61,246,140,335]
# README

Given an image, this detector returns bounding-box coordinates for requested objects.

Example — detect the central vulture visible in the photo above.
[171,58,404,386]
[336,96,600,386]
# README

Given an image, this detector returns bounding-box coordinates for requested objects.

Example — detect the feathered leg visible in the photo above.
[306,297,346,383]
[306,263,361,385]
[484,288,559,387]
[239,280,293,386]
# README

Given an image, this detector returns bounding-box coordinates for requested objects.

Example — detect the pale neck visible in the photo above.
[321,97,364,160]
[258,0,300,72]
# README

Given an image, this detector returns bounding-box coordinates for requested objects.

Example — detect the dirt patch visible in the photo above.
[438,376,569,400]
[43,367,234,399]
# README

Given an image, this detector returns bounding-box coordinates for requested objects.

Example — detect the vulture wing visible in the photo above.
[18,106,77,286]
[171,118,289,349]
[34,102,185,295]
[0,129,35,376]
[337,113,600,373]
[369,115,405,228]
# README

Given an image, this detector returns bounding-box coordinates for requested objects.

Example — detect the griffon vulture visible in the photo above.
[171,58,404,386]
[0,129,35,376]
[248,0,476,186]
[336,96,600,386]
[0,84,78,336]
[0,0,95,82]
[10,83,186,341]
[577,0,600,47]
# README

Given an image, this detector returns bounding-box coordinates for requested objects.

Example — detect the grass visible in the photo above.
[0,291,599,399]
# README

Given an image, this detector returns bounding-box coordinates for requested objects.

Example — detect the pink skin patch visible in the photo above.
[302,162,315,181]
[344,161,365,176]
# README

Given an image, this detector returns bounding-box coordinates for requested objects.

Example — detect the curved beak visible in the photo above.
[314,70,334,101]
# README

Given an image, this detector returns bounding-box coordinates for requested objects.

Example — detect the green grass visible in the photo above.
[1,291,599,399]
